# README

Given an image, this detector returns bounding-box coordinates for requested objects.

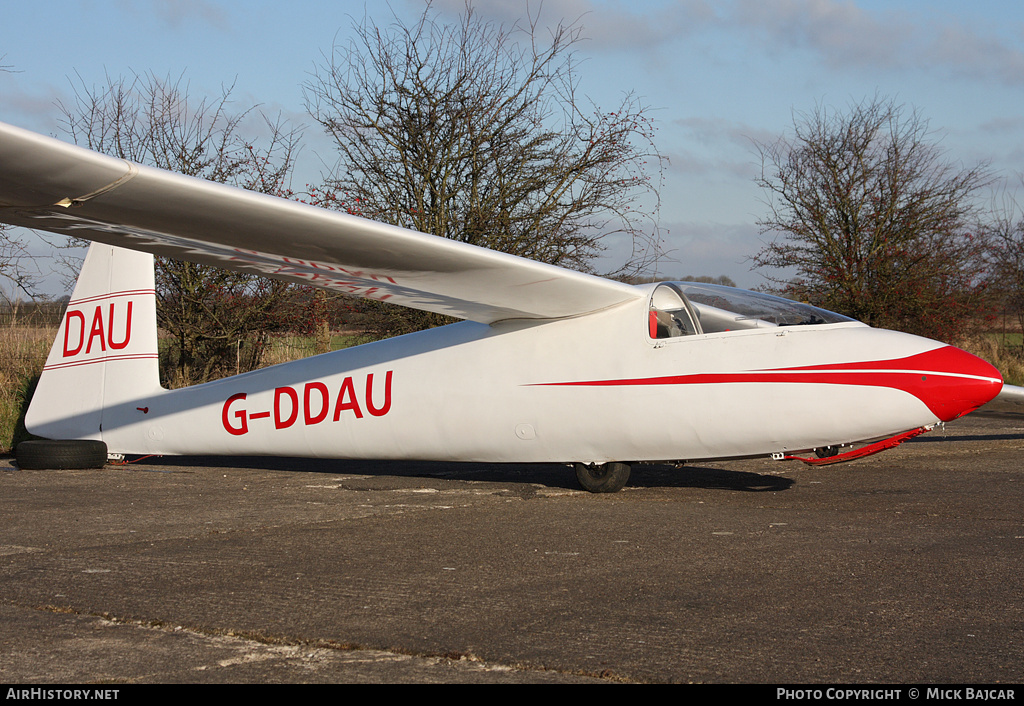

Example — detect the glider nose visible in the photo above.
[915,345,1003,422]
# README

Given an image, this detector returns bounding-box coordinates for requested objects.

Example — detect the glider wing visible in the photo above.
[0,121,642,323]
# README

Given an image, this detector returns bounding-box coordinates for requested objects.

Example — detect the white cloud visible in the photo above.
[116,0,229,31]
[657,220,766,287]
[725,0,1024,86]
[922,21,1024,86]
[729,0,906,67]
[481,1,1024,87]
[424,0,712,50]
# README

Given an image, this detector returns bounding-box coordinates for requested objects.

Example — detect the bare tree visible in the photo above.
[985,179,1024,334]
[0,228,45,309]
[0,57,43,308]
[304,4,666,331]
[59,71,305,385]
[752,96,994,341]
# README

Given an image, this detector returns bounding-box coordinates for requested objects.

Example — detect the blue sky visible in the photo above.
[2,0,1023,293]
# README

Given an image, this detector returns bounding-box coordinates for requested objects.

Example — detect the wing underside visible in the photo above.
[0,121,642,323]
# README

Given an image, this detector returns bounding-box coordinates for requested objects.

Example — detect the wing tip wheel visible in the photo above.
[14,440,108,470]
[574,462,631,493]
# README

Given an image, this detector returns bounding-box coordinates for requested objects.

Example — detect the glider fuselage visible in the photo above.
[0,121,1005,477]
[31,280,1000,466]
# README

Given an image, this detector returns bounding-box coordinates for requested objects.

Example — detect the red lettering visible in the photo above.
[365,371,393,417]
[304,382,330,425]
[61,302,133,356]
[107,301,132,350]
[85,305,106,354]
[274,387,298,429]
[224,371,392,435]
[222,393,248,436]
[333,377,363,419]
[63,310,86,357]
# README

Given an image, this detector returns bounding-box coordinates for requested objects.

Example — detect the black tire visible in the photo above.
[815,445,840,459]
[574,462,631,493]
[15,440,108,470]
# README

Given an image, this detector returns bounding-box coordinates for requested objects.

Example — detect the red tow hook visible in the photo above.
[783,427,929,466]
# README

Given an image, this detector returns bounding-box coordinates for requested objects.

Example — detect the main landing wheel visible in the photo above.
[15,440,108,470]
[815,445,840,459]
[574,462,631,493]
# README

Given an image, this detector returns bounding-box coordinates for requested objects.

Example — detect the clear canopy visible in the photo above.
[651,282,854,336]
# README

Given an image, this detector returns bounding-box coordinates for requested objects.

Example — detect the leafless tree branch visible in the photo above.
[303,3,667,279]
[59,71,306,385]
[752,95,994,341]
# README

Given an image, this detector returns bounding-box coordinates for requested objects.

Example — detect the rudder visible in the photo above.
[26,242,162,441]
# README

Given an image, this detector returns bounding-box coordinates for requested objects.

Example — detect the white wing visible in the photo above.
[0,121,642,323]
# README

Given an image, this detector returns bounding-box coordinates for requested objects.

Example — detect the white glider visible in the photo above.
[0,121,1010,491]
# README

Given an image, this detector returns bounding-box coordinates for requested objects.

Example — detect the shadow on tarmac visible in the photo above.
[125,454,794,493]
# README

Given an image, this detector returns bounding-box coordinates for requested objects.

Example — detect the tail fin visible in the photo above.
[26,242,162,441]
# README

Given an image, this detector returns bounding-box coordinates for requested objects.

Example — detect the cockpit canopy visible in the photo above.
[648,282,854,338]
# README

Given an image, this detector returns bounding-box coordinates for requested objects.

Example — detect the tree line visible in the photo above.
[2,5,1023,386]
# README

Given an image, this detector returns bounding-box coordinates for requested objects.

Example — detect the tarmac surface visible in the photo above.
[1,402,1022,684]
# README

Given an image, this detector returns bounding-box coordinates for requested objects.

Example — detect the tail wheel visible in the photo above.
[15,440,108,470]
[574,462,631,493]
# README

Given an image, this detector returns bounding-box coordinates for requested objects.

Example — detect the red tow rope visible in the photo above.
[783,427,930,466]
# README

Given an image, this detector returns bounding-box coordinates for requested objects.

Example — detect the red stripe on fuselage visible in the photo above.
[532,346,1003,422]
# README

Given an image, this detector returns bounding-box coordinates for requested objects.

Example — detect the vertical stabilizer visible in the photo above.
[26,242,162,440]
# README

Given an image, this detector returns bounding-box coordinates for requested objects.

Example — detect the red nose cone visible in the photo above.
[911,346,1003,422]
